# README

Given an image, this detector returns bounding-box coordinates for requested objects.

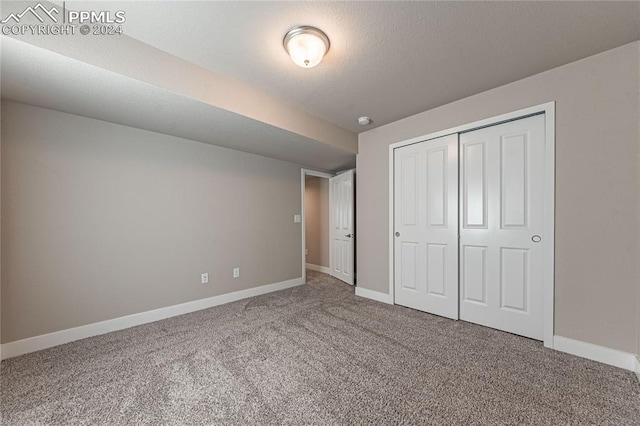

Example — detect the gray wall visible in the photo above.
[1,101,303,343]
[357,42,640,354]
[0,105,2,350]
[305,176,329,268]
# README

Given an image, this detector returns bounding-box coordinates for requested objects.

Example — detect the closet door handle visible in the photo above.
[532,235,542,243]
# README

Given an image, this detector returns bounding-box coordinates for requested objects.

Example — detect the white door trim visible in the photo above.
[388,102,555,348]
[301,169,333,283]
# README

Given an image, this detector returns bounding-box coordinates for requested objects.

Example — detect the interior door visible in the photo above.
[329,170,355,285]
[393,134,459,319]
[459,114,545,340]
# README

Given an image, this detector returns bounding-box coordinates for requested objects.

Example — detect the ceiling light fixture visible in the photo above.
[283,26,330,68]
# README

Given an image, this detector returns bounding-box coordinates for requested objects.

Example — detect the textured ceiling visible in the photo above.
[116,1,640,132]
[2,1,639,171]
[2,38,356,172]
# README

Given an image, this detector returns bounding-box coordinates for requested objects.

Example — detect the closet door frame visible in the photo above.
[388,102,555,348]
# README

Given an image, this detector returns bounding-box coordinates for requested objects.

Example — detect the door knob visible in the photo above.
[395,232,400,237]
[532,235,541,243]
[344,233,353,238]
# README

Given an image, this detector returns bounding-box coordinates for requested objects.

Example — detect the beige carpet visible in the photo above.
[2,270,639,425]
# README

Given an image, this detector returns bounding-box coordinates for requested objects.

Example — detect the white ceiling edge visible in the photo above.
[2,1,358,170]
[1,37,356,172]
[68,1,639,134]
[7,32,357,153]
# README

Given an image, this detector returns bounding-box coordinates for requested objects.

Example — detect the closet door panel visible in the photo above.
[394,134,458,319]
[459,115,545,340]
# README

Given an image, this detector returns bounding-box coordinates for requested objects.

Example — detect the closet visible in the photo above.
[393,114,547,340]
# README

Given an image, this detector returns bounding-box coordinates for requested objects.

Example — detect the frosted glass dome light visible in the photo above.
[283,26,330,68]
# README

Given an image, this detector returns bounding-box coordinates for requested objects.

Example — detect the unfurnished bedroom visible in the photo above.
[1,1,639,424]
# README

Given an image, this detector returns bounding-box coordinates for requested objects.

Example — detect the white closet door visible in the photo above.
[330,170,355,285]
[394,134,459,319]
[459,114,545,340]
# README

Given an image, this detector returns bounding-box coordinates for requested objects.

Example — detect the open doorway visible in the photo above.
[301,169,356,285]
[301,170,332,282]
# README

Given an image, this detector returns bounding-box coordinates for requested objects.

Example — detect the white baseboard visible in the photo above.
[355,287,393,305]
[553,336,638,372]
[305,263,331,274]
[1,277,304,360]
[634,355,640,382]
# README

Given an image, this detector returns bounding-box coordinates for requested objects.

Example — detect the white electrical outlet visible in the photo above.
[201,273,208,284]
[233,268,240,278]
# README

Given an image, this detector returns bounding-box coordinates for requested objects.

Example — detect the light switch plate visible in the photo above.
[294,214,301,223]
